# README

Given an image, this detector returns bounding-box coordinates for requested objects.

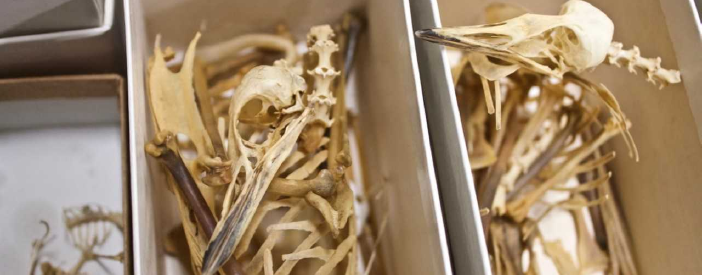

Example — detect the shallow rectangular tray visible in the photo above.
[413,0,702,274]
[124,0,453,274]
[0,74,131,275]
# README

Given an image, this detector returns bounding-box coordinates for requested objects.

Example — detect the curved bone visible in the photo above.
[282,247,335,262]
[286,150,328,180]
[198,34,298,64]
[149,33,214,157]
[314,234,356,275]
[468,53,519,81]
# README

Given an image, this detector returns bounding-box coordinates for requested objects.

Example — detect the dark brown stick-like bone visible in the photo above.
[328,14,359,171]
[341,14,363,80]
[145,132,245,275]
[146,132,217,233]
[506,119,627,222]
[477,114,522,239]
[580,128,608,249]
[508,111,579,199]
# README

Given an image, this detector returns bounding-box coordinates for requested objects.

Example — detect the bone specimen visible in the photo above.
[146,15,379,275]
[417,1,681,274]
[417,0,681,131]
[29,205,124,275]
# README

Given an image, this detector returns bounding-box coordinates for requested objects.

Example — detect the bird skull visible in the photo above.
[227,61,306,182]
[416,0,614,77]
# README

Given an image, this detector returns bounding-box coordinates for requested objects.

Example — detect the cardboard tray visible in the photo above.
[124,0,453,274]
[0,74,131,274]
[0,0,113,45]
[0,0,125,79]
[411,0,702,274]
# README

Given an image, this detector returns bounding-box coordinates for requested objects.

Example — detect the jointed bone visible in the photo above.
[607,42,682,88]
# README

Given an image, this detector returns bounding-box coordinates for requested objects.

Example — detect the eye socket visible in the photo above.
[240,98,264,120]
[238,98,279,125]
[565,28,580,45]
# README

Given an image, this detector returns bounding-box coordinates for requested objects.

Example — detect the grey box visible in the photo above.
[0,0,104,38]
[408,1,490,275]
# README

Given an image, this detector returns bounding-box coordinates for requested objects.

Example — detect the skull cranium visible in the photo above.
[417,0,614,77]
[227,61,306,187]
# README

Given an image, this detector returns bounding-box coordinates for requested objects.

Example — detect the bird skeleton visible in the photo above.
[29,205,124,275]
[417,0,681,130]
[146,18,373,275]
[416,1,681,275]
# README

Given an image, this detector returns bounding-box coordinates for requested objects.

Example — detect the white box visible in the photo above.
[0,75,130,275]
[412,0,702,274]
[124,0,453,274]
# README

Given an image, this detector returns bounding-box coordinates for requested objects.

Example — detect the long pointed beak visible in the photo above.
[414,28,442,41]
[415,28,467,48]
[415,27,493,53]
[415,27,558,77]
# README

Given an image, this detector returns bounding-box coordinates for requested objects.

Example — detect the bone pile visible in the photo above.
[417,1,680,274]
[145,21,379,275]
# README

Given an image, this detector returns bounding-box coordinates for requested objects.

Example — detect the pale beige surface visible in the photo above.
[589,0,702,274]
[436,0,702,274]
